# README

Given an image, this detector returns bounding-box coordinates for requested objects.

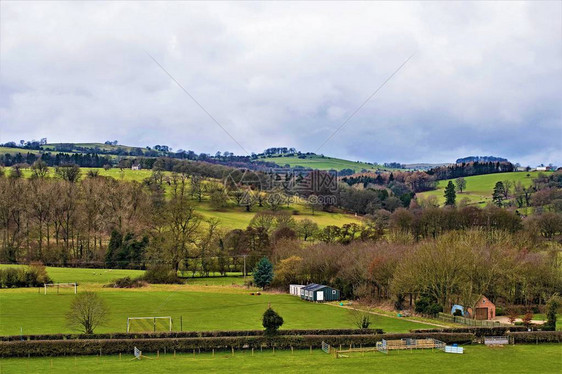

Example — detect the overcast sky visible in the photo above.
[1,1,560,165]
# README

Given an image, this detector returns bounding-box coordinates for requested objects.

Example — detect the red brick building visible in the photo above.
[472,295,496,320]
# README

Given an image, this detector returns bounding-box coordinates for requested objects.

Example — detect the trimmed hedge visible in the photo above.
[507,331,562,344]
[410,326,528,337]
[0,333,473,357]
[0,329,384,342]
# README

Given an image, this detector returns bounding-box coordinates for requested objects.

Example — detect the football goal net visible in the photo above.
[127,316,172,333]
[43,283,77,295]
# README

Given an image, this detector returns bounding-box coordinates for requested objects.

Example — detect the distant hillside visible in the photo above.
[416,171,540,207]
[42,142,163,156]
[257,154,399,172]
[456,156,509,163]
[403,162,451,170]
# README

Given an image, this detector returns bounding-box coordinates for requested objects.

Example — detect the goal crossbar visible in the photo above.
[127,316,172,332]
[43,283,77,295]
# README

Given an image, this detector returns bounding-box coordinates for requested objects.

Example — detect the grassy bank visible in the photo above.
[0,344,560,373]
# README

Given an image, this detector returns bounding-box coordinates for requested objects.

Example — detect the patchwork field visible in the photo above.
[1,345,560,374]
[416,171,543,207]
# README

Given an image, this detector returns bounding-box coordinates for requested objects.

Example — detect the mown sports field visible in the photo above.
[0,266,435,336]
[1,345,560,374]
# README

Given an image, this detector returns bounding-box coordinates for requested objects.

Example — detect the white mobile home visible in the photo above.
[289,284,305,296]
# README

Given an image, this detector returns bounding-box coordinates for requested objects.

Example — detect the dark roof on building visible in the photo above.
[302,283,333,292]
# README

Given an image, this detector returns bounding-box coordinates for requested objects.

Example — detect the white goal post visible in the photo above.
[127,316,172,333]
[43,283,77,295]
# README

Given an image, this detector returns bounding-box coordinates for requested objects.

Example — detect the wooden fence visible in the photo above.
[438,313,510,327]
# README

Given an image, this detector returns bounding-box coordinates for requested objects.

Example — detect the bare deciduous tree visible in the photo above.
[66,292,110,334]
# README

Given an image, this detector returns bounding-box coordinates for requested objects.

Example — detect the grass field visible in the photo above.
[416,171,543,207]
[0,266,434,336]
[0,264,145,284]
[1,345,560,373]
[259,155,388,172]
[0,284,433,335]
[0,146,43,155]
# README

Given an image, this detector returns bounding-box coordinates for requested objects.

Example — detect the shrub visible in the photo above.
[0,265,51,288]
[106,276,146,288]
[262,308,284,334]
[142,265,182,284]
[507,307,519,324]
[414,296,442,316]
[522,312,534,327]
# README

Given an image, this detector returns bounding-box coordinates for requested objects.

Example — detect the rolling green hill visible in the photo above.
[0,146,43,155]
[258,155,394,172]
[41,142,156,155]
[416,171,542,207]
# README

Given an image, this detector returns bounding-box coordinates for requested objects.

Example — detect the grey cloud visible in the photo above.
[0,1,560,165]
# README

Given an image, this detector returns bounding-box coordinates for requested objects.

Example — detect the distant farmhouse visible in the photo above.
[131,164,142,170]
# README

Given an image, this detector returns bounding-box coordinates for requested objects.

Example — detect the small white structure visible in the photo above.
[289,284,305,296]
[484,336,509,346]
[131,164,142,170]
[445,345,464,354]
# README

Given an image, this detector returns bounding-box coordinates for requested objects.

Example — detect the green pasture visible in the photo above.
[416,171,542,207]
[196,199,361,230]
[1,345,560,374]
[0,285,433,335]
[0,146,43,155]
[0,264,144,284]
[16,167,155,183]
[0,264,246,286]
[259,155,387,172]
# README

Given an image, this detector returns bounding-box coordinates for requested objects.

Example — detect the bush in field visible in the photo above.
[262,307,284,335]
[253,257,274,289]
[349,307,372,329]
[142,265,182,284]
[66,292,109,334]
[106,276,146,288]
[0,263,51,288]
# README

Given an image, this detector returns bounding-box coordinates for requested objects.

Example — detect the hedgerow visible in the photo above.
[410,326,528,336]
[0,332,473,357]
[0,329,384,342]
[507,331,562,344]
